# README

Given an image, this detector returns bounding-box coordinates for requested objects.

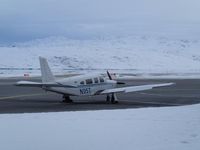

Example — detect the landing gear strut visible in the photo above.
[62,95,73,103]
[106,95,111,102]
[106,93,118,104]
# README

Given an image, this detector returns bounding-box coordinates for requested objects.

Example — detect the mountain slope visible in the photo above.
[0,35,200,76]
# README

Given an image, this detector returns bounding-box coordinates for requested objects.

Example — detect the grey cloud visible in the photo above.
[0,0,200,44]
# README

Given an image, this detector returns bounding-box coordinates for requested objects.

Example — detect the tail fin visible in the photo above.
[39,57,55,83]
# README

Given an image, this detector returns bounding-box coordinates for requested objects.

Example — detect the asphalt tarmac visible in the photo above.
[0,77,200,114]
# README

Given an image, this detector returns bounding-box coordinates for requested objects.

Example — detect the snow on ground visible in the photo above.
[0,104,199,150]
[0,35,200,77]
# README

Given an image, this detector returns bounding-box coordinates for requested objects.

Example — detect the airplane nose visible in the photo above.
[106,80,125,85]
[106,80,117,84]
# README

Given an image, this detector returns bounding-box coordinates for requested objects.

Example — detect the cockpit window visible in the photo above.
[94,77,98,83]
[80,81,84,85]
[86,79,93,84]
[99,77,104,83]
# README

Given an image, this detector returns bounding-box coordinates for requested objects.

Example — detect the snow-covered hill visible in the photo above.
[0,35,200,77]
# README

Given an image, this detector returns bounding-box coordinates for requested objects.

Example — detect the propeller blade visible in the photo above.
[107,70,112,80]
[107,71,125,84]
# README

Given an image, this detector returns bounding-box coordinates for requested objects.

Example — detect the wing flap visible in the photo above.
[101,83,174,94]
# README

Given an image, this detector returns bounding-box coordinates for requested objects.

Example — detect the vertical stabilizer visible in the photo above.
[39,57,55,83]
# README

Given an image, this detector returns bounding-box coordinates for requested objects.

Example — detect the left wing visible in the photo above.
[15,81,77,88]
[101,83,174,94]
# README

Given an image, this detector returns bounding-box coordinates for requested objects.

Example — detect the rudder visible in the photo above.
[39,57,55,83]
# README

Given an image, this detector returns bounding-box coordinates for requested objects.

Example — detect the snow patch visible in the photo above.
[0,104,199,150]
[0,35,200,77]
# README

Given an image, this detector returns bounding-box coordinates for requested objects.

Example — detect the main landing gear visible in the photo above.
[62,95,73,103]
[106,93,118,104]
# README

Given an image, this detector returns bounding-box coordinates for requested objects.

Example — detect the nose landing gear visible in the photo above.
[106,93,118,104]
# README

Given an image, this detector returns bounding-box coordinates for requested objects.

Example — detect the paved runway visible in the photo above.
[0,77,200,114]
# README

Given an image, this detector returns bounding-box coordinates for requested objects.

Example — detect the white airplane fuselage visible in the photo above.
[44,74,116,96]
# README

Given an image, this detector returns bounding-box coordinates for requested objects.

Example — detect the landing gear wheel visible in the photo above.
[106,95,111,102]
[111,93,118,104]
[62,95,73,103]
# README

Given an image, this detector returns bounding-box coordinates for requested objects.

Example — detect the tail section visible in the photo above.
[39,57,55,83]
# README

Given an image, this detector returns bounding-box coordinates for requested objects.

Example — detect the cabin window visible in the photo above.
[94,77,98,83]
[86,79,93,84]
[80,81,84,85]
[99,77,104,83]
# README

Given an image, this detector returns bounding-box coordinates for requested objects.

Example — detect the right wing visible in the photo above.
[15,81,76,88]
[101,83,174,94]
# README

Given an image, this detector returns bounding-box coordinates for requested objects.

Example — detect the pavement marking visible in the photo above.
[121,100,182,106]
[136,92,167,97]
[0,93,49,100]
[153,89,200,91]
[137,92,200,98]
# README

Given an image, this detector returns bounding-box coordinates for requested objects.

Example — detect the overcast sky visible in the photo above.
[0,0,200,43]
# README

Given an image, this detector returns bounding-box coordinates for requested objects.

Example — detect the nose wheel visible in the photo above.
[106,95,110,102]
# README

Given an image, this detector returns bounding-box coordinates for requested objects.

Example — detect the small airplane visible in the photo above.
[15,57,174,103]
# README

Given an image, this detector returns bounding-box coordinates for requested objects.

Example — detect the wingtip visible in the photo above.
[162,82,175,87]
[14,81,23,86]
[169,82,175,85]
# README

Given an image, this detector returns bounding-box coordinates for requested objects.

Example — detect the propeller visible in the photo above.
[107,70,112,80]
[107,70,125,85]
[106,70,121,103]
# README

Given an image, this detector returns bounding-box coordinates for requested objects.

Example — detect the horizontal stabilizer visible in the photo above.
[101,83,174,94]
[15,81,77,88]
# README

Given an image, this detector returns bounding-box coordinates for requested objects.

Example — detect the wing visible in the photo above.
[100,83,174,94]
[15,81,76,88]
